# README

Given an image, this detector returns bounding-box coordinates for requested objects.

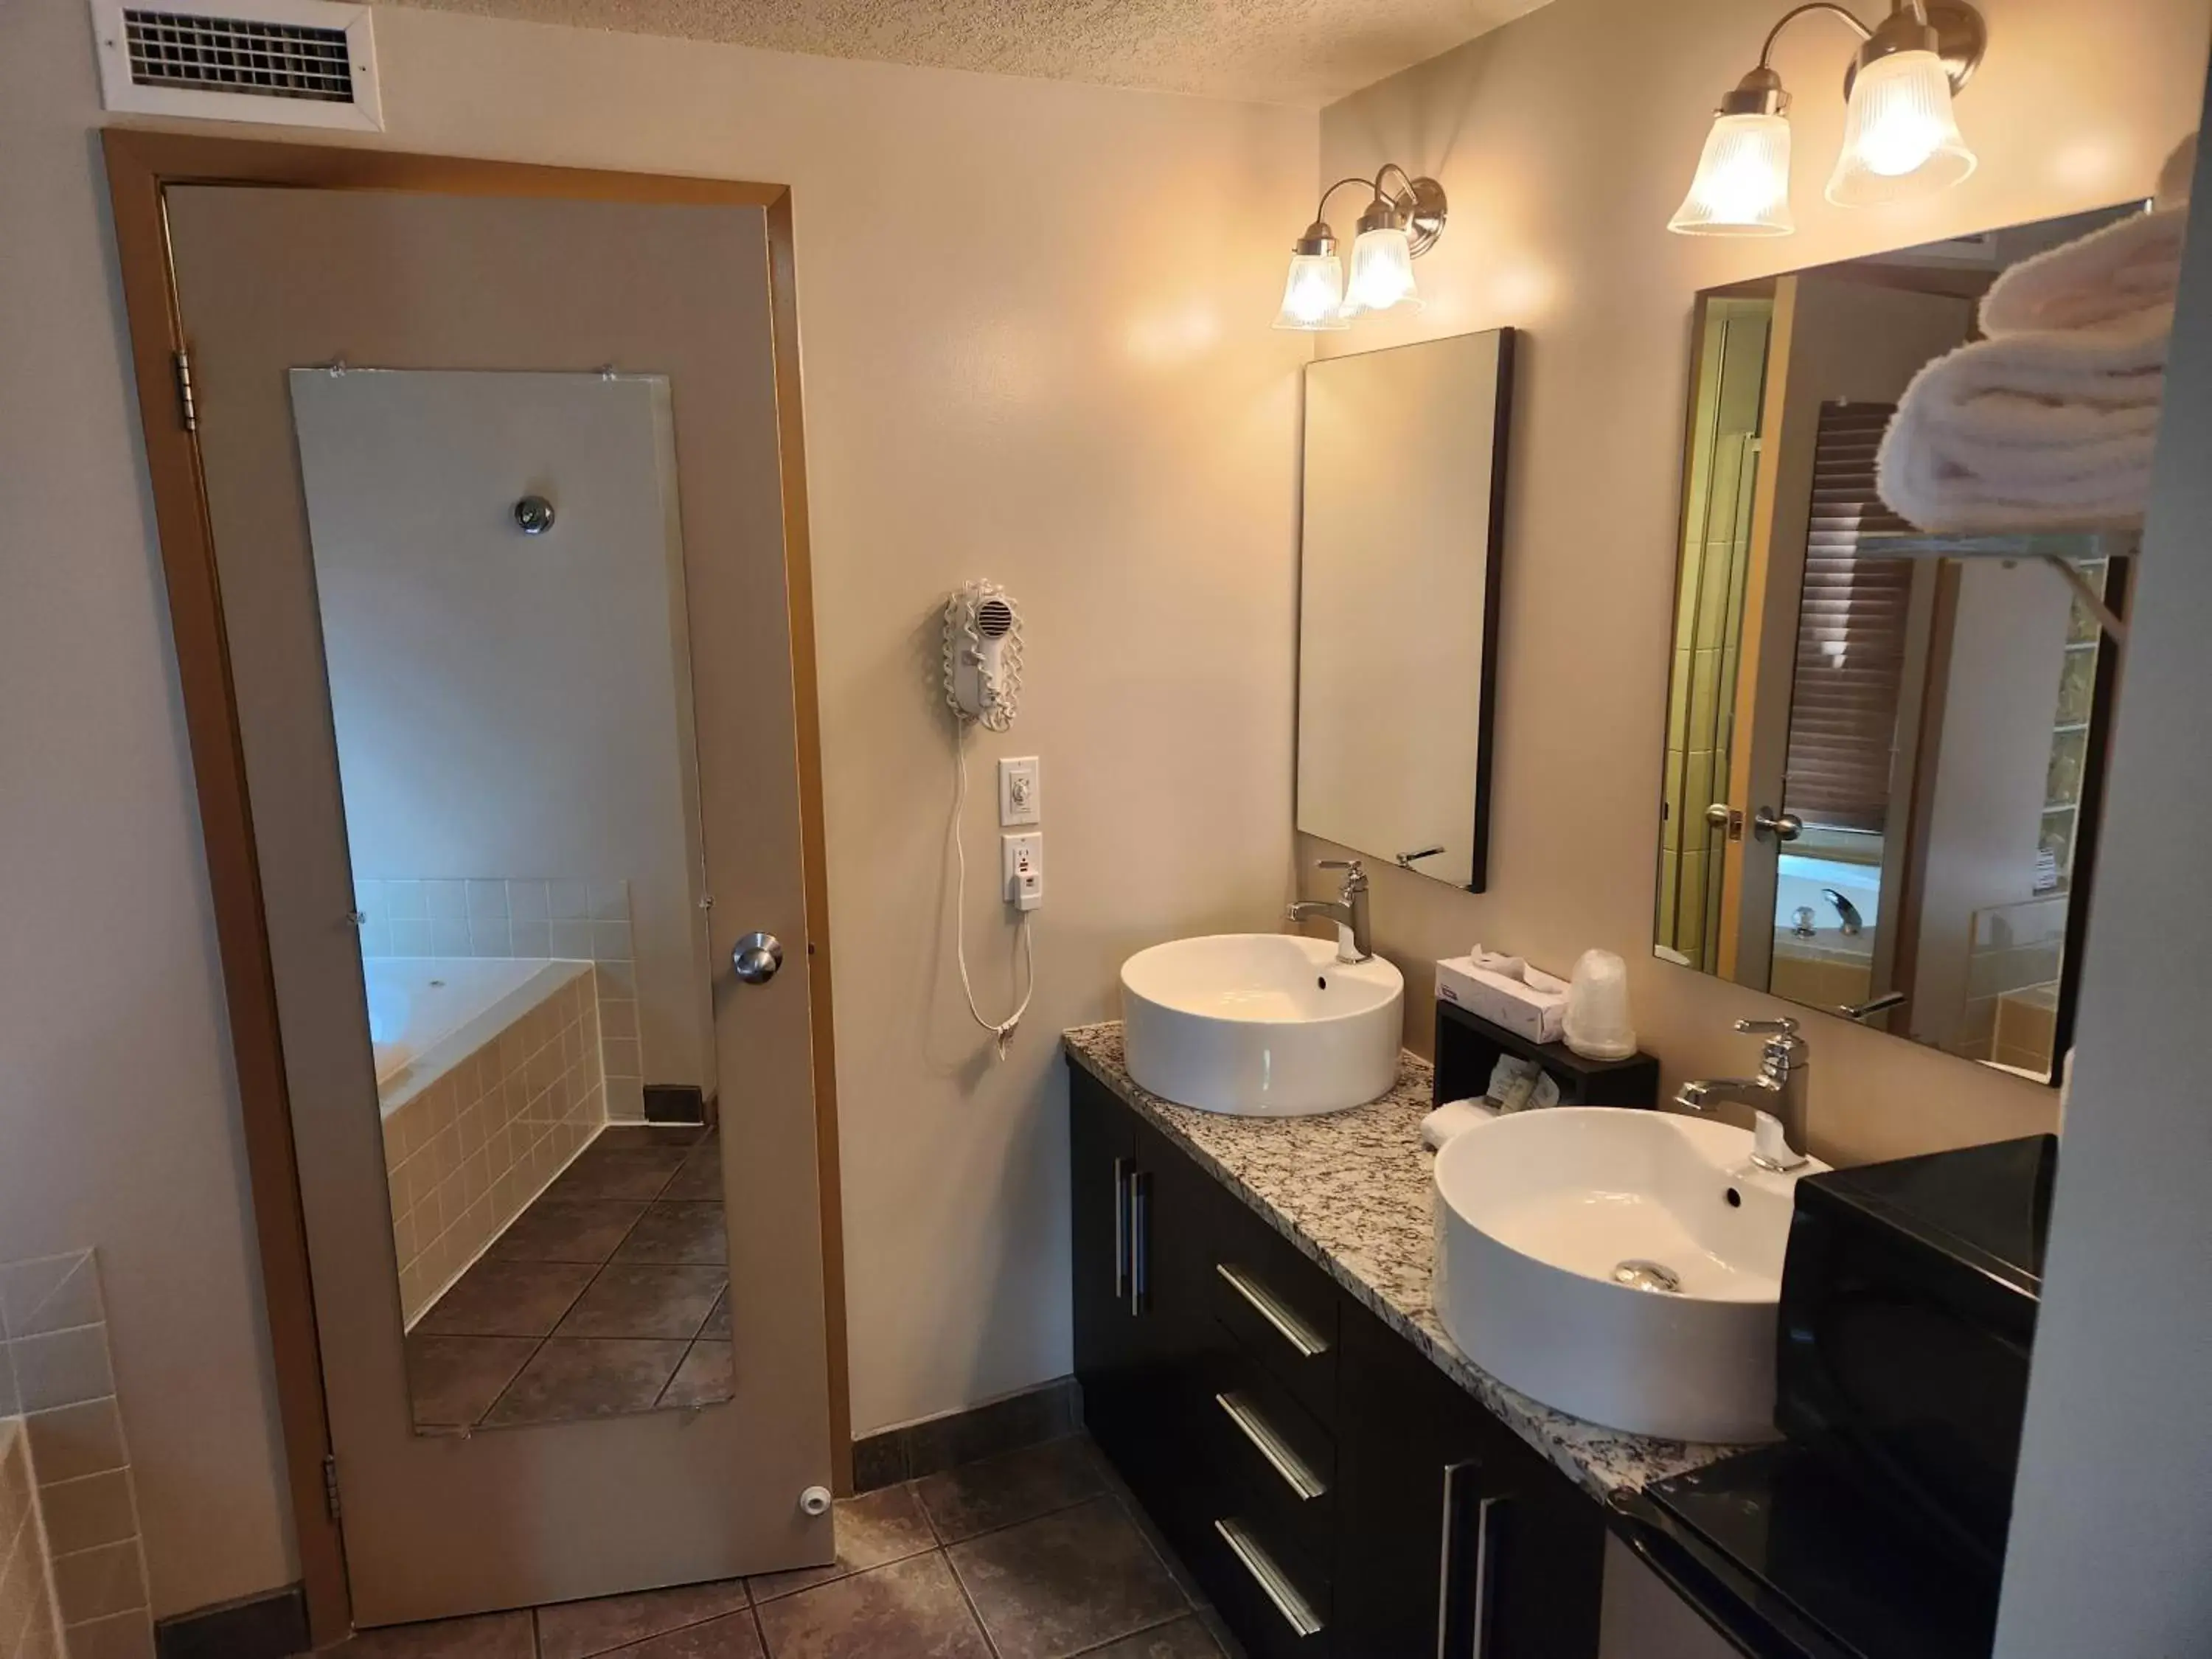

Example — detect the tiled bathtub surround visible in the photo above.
[0,1250,153,1659]
[385,969,610,1324]
[355,877,647,1119]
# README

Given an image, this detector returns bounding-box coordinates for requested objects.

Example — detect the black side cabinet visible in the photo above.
[1070,1063,1606,1658]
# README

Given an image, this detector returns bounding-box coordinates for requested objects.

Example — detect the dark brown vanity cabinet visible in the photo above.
[1070,1065,1607,1659]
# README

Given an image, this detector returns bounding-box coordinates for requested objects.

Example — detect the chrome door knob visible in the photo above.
[1753,806,1803,843]
[731,931,784,984]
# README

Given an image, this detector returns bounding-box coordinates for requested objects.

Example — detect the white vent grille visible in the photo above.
[91,0,382,129]
[124,9,354,100]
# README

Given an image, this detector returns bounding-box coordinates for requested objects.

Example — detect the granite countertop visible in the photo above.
[1064,1021,1740,1504]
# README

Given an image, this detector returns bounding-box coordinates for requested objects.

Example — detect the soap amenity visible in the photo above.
[1434,947,1570,1043]
[1561,948,1638,1060]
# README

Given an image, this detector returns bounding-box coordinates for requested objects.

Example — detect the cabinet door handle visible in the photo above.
[1436,1464,1506,1658]
[1214,1517,1325,1639]
[1214,1392,1328,1501]
[1128,1169,1151,1316]
[1215,1262,1329,1357]
[1112,1157,1132,1302]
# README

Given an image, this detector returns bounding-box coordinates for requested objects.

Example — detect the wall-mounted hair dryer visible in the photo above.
[943,580,1023,732]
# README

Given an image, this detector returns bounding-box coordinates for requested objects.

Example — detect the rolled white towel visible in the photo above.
[1980,208,2185,335]
[1422,1098,1496,1150]
[1877,307,2168,531]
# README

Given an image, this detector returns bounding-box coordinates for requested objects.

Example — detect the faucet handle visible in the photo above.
[1317,858,1368,891]
[1736,1016,1798,1036]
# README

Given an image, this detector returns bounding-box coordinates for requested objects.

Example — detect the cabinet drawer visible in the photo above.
[1208,1197,1340,1426]
[1197,1328,1336,1571]
[1193,1506,1332,1659]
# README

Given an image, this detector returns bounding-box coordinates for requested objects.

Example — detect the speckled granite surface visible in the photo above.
[1063,1022,1740,1503]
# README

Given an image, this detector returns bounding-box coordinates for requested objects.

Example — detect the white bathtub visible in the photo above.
[364,956,589,1110]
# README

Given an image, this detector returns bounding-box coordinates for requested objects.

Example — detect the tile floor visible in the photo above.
[406,1127,733,1430]
[311,1436,1233,1659]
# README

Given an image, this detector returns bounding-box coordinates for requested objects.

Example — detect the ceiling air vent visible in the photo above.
[90,0,383,130]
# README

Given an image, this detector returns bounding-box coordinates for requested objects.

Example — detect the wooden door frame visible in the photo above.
[100,128,852,1645]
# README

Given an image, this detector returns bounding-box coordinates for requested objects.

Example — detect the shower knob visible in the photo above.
[732,931,784,984]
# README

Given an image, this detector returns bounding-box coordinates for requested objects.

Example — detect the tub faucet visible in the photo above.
[1675,1017,1812,1172]
[1287,858,1374,965]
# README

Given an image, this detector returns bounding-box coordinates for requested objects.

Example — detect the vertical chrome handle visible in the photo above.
[1436,1464,1505,1659]
[1111,1157,1131,1302]
[1470,1495,1503,1659]
[1127,1169,1151,1315]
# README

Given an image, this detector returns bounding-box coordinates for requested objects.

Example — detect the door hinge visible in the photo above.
[173,347,198,433]
[322,1453,341,1522]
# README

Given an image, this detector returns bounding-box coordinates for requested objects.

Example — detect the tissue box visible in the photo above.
[1435,954,1569,1045]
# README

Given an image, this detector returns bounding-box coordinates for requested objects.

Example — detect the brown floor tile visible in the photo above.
[488,1200,649,1264]
[661,1341,734,1409]
[550,1148,689,1202]
[950,1498,1187,1659]
[481,1339,690,1427]
[915,1436,1105,1544]
[754,1554,989,1659]
[748,1484,937,1604]
[661,1144,724,1201]
[417,1261,597,1338]
[406,1335,539,1427]
[536,1578,749,1659]
[1077,1617,1223,1658]
[596,1125,707,1150]
[556,1266,728,1340]
[700,1290,731,1341]
[324,1610,534,1657]
[615,1203,728,1266]
[612,1610,765,1657]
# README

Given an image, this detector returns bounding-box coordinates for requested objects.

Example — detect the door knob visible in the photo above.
[731,931,784,984]
[1753,806,1803,843]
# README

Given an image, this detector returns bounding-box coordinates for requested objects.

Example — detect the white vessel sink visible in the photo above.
[1433,1107,1824,1442]
[1121,933,1403,1117]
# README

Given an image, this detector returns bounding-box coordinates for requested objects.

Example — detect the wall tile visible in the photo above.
[11,1326,114,1414]
[431,918,473,956]
[32,1473,134,1560]
[52,1540,146,1624]
[62,1609,156,1659]
[549,880,592,919]
[425,879,470,920]
[391,917,434,956]
[386,878,427,920]
[466,880,509,920]
[549,920,594,960]
[0,1253,102,1339]
[507,880,550,922]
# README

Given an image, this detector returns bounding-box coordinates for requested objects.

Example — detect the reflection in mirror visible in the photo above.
[1655,209,2142,1082]
[291,369,732,1430]
[1297,330,1514,889]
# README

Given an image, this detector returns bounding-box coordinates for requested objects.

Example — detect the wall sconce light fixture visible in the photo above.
[1669,0,1985,237]
[1275,165,1449,330]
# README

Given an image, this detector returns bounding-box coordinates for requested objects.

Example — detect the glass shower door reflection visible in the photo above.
[291,368,734,1430]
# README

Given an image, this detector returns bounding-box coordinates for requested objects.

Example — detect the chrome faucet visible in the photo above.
[1675,1017,1812,1172]
[1286,858,1374,965]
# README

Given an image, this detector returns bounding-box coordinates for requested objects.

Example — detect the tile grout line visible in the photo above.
[936,1544,1005,1659]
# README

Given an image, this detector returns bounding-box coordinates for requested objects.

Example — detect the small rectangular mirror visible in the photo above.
[1297,329,1514,889]
[1654,209,2140,1082]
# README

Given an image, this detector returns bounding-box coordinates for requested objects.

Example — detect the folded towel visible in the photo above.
[1980,208,2185,335]
[1877,307,2168,531]
[1422,1098,1496,1150]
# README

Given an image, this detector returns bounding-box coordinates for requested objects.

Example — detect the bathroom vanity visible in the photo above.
[1064,1023,1725,1658]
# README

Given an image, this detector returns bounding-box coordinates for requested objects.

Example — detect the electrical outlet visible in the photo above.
[1001,831,1043,910]
[998,756,1041,826]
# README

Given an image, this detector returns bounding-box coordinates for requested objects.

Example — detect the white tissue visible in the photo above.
[1470,945,1528,981]
[1422,1098,1496,1150]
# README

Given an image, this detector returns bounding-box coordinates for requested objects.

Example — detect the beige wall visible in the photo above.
[1312,0,2211,1165]
[0,0,1310,1613]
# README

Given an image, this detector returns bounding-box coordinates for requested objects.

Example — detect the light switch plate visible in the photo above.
[998,756,1041,826]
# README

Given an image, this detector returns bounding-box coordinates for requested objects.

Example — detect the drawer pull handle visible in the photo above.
[1214,1517,1325,1639]
[1216,1262,1329,1358]
[1214,1392,1328,1501]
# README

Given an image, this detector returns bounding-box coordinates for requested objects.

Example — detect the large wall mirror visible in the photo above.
[1655,208,2142,1083]
[1298,330,1515,889]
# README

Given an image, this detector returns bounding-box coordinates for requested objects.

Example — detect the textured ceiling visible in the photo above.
[376,0,1551,105]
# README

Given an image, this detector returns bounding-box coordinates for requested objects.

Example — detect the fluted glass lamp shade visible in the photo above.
[1669,113,1795,235]
[1343,225,1421,315]
[1275,250,1350,330]
[1826,49,1975,205]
